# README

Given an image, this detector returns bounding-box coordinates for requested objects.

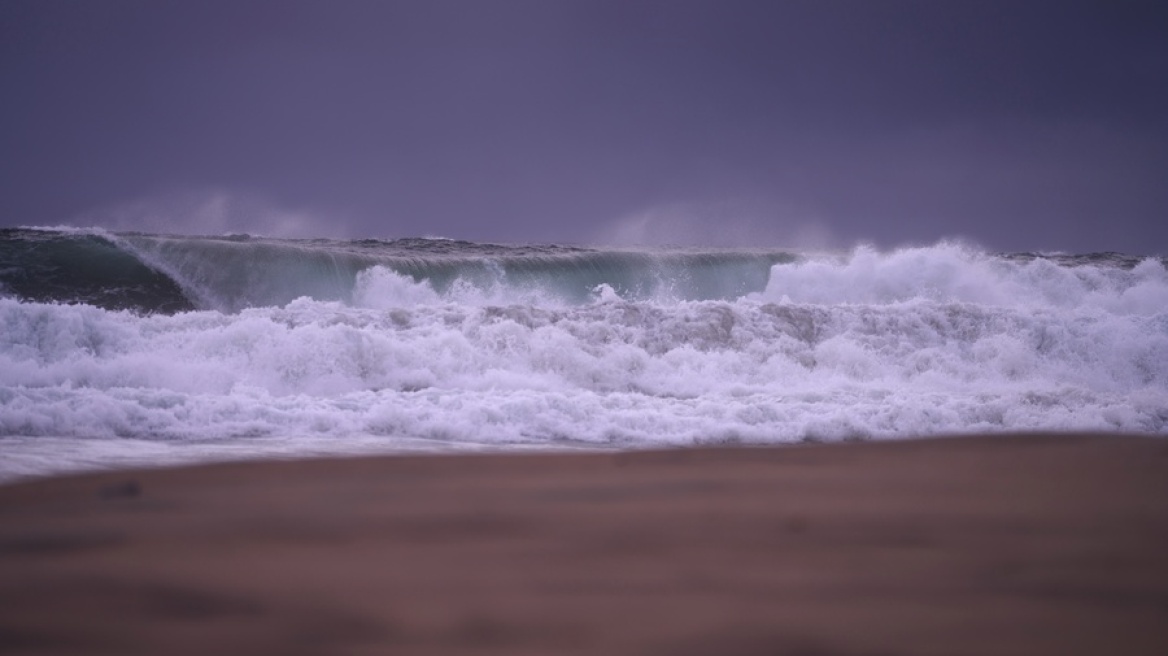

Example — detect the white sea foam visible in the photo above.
[1,242,1165,480]
[757,243,1168,313]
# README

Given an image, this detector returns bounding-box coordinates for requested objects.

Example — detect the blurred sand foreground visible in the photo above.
[1,434,1166,655]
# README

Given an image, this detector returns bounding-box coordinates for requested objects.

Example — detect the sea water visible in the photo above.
[2,228,1166,480]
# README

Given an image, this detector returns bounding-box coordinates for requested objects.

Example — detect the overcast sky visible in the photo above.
[2,0,1166,252]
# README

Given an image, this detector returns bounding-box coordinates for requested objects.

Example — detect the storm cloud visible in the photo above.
[2,0,1165,252]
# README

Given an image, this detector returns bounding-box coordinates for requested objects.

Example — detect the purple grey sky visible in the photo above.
[2,0,1166,252]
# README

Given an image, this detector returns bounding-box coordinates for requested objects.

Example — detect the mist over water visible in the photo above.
[2,228,1166,480]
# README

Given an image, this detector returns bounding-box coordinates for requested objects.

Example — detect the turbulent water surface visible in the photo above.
[2,228,1166,480]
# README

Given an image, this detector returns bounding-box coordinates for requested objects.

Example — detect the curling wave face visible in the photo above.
[1,229,1166,479]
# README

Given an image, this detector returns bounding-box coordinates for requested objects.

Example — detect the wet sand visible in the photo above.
[1,433,1166,655]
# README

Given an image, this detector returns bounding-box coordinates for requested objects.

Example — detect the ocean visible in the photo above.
[2,227,1166,481]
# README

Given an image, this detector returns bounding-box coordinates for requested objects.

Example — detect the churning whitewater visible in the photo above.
[2,228,1166,480]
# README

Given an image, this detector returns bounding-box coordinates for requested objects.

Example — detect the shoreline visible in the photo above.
[2,433,1166,654]
[5,429,1163,487]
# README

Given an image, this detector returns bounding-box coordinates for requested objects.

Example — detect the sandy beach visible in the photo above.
[1,434,1166,655]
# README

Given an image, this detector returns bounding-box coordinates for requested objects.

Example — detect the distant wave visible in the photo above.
[3,228,1162,313]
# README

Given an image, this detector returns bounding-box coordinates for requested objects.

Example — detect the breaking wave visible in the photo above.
[1,228,1165,479]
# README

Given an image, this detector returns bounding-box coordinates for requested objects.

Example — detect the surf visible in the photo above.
[2,228,1166,480]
